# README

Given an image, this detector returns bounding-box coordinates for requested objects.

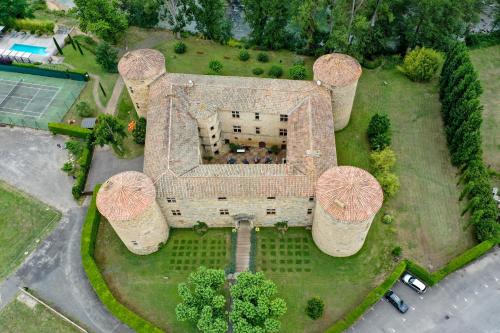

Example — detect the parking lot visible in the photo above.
[351,247,500,333]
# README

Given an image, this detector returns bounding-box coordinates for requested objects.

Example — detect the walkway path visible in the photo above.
[90,74,105,113]
[235,222,251,273]
[0,127,133,333]
[104,77,124,115]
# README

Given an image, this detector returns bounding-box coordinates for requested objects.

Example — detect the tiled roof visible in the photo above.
[118,49,165,81]
[96,171,156,221]
[313,53,362,87]
[316,166,383,223]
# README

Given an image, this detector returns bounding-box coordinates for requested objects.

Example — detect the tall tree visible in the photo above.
[74,0,128,43]
[163,0,190,37]
[118,0,162,28]
[185,0,231,43]
[0,0,32,27]
[242,0,290,49]
[175,267,228,333]
[93,114,127,147]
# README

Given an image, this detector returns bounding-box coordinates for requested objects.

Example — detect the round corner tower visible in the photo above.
[118,49,166,119]
[312,166,383,257]
[313,53,362,131]
[96,171,169,255]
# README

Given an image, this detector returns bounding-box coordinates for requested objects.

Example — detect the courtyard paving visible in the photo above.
[0,127,132,333]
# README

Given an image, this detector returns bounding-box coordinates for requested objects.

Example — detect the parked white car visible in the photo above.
[401,273,427,293]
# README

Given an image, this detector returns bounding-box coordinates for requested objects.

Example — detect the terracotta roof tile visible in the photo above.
[96,171,156,221]
[313,53,362,87]
[316,166,383,223]
[118,49,165,81]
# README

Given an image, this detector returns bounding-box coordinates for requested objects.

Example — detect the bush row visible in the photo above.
[439,42,499,241]
[249,228,257,273]
[81,186,164,333]
[227,230,238,274]
[327,240,496,332]
[14,19,54,35]
[48,123,93,139]
[71,143,93,199]
[8,63,89,81]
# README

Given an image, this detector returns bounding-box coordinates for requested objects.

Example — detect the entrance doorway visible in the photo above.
[259,141,266,148]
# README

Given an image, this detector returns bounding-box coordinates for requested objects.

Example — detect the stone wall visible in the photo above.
[107,202,169,255]
[312,203,373,257]
[124,74,164,119]
[158,197,315,228]
[327,80,359,131]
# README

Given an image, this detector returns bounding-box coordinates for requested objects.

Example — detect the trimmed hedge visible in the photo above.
[13,62,89,80]
[14,18,54,34]
[48,123,93,139]
[81,186,165,333]
[71,144,93,199]
[326,239,497,332]
[227,230,238,274]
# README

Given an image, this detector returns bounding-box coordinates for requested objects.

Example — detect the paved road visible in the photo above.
[352,247,500,333]
[0,127,132,333]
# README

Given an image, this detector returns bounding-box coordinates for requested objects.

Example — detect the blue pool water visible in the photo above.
[10,44,48,55]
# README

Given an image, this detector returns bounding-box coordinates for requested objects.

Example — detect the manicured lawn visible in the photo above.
[256,225,395,333]
[62,44,119,123]
[0,182,61,280]
[336,66,476,269]
[470,45,500,174]
[0,299,79,333]
[155,36,314,79]
[94,220,232,333]
[114,89,144,159]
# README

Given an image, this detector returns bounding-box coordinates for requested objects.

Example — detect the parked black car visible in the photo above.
[384,290,409,313]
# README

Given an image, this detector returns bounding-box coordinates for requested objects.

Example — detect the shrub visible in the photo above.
[174,41,186,54]
[209,60,223,74]
[229,143,241,153]
[399,47,443,82]
[96,42,119,73]
[76,101,94,117]
[306,297,324,320]
[252,67,264,75]
[367,114,391,151]
[61,161,74,174]
[238,50,250,61]
[193,221,208,235]
[132,117,146,144]
[268,65,283,78]
[269,145,280,154]
[257,52,269,62]
[289,64,306,80]
[370,148,396,174]
[48,123,93,139]
[14,19,54,34]
[382,214,394,225]
[391,246,402,257]
[376,172,400,199]
[274,221,288,235]
[65,139,84,157]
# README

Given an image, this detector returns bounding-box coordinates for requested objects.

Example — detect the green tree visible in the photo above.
[74,0,128,43]
[132,117,147,144]
[93,114,126,147]
[163,0,191,37]
[119,0,161,28]
[76,101,94,117]
[370,148,396,174]
[242,0,290,49]
[185,0,231,43]
[399,47,443,82]
[0,0,32,27]
[175,267,228,333]
[305,297,324,320]
[230,272,287,333]
[367,113,391,151]
[95,42,119,73]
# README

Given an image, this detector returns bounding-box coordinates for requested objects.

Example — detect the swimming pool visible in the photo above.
[10,44,48,55]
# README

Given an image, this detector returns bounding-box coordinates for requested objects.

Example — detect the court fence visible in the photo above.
[0,63,89,81]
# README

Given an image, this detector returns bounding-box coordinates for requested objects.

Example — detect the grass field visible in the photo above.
[62,44,119,123]
[0,299,78,333]
[115,89,144,159]
[0,181,61,280]
[94,220,232,333]
[155,36,314,79]
[470,45,500,173]
[256,226,395,333]
[336,66,476,269]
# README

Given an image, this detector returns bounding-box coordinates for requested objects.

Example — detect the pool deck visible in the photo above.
[0,32,67,63]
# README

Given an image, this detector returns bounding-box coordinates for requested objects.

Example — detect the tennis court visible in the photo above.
[0,71,85,130]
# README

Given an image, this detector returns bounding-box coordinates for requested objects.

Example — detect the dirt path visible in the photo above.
[89,74,105,112]
[104,77,124,115]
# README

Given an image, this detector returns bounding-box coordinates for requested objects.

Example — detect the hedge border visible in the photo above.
[0,63,89,81]
[325,239,497,333]
[48,123,93,139]
[81,185,164,333]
